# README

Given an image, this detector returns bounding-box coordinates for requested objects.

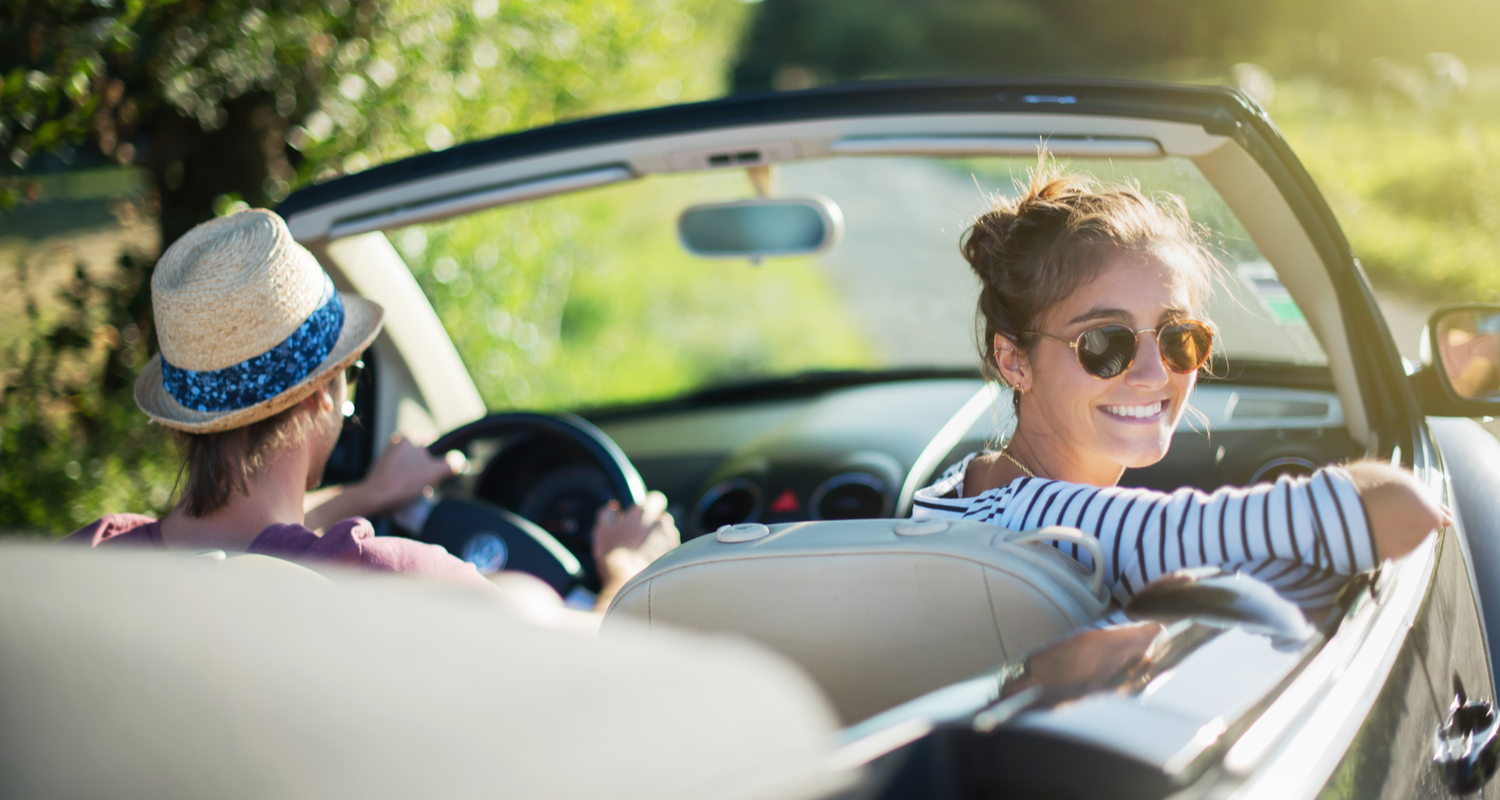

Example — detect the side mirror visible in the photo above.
[1416,304,1500,416]
[678,196,843,261]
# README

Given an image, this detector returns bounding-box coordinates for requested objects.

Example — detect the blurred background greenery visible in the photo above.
[3,0,1498,534]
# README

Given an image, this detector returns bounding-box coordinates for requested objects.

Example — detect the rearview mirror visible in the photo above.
[1417,304,1500,415]
[678,197,843,260]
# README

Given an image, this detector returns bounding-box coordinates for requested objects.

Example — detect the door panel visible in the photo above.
[1316,527,1496,799]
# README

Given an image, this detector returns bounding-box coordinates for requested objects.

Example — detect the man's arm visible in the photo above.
[304,434,464,532]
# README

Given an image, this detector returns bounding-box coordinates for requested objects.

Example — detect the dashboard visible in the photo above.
[435,365,1363,550]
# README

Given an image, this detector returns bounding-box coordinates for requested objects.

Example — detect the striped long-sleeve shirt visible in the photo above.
[911,452,1379,608]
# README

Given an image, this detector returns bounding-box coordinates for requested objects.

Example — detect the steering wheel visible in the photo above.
[414,412,645,597]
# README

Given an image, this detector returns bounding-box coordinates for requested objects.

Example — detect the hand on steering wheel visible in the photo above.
[305,434,467,532]
[593,491,680,608]
[362,434,467,514]
[413,412,650,598]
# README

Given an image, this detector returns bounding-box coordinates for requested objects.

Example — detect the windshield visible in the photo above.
[393,154,1326,412]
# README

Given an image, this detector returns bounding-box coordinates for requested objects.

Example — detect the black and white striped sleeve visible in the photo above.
[958,466,1377,602]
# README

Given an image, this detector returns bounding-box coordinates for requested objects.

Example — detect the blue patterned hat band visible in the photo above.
[160,277,346,413]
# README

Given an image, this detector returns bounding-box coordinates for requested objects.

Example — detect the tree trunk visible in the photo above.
[143,92,279,249]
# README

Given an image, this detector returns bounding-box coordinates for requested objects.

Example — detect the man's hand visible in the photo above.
[1343,461,1449,561]
[361,433,466,514]
[591,490,679,612]
[304,434,465,531]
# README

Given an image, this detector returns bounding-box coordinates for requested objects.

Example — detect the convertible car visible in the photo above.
[10,79,1500,799]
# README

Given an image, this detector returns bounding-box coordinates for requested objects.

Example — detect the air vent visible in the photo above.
[811,473,891,520]
[694,479,763,534]
[1230,397,1329,419]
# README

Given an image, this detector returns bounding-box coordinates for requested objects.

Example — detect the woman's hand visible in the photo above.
[591,490,680,612]
[1344,461,1450,561]
[1002,622,1164,700]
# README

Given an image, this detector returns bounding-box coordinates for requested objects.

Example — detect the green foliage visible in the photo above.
[1273,74,1500,302]
[1,0,746,534]
[4,0,743,205]
[400,172,872,411]
[289,0,743,184]
[0,239,179,533]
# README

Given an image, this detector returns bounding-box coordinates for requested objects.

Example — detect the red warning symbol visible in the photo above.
[770,489,800,514]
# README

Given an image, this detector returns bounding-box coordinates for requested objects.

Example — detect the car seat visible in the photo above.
[194,548,335,583]
[601,519,1110,722]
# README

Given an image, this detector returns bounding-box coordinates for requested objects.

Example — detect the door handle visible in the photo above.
[1434,676,1500,795]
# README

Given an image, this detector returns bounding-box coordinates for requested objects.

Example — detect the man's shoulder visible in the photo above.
[62,514,162,548]
[250,517,377,562]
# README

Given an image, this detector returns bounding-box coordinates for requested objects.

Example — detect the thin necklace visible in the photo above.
[999,448,1036,479]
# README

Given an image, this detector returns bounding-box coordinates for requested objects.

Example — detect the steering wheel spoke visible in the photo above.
[421,497,583,595]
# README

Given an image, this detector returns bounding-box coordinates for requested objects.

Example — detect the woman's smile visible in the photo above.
[1099,399,1167,422]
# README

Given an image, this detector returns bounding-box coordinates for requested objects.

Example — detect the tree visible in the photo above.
[0,0,742,534]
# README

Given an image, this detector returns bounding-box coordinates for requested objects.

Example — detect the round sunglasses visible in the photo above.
[1021,320,1214,379]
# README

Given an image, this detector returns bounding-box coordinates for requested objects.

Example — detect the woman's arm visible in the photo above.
[977,464,1440,601]
[1342,461,1449,561]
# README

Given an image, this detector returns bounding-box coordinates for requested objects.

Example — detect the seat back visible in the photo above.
[194,549,335,584]
[0,543,846,800]
[601,519,1110,722]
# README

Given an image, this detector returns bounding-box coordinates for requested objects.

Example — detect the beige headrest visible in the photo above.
[602,519,1110,723]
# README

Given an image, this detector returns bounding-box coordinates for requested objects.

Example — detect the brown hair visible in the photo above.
[961,163,1220,409]
[173,403,317,517]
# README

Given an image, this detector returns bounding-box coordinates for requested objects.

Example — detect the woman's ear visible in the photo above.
[993,333,1029,392]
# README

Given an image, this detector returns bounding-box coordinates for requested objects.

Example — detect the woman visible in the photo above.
[912,168,1445,605]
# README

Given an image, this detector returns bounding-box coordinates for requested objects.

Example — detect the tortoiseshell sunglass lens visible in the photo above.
[1158,321,1214,374]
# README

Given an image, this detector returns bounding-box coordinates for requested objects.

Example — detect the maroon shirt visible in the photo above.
[65,513,493,591]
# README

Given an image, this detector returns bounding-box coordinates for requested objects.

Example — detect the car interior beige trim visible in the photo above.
[327,166,634,239]
[279,114,1228,244]
[1191,140,1371,448]
[602,518,1109,723]
[830,134,1165,158]
[0,544,849,800]
[313,233,485,433]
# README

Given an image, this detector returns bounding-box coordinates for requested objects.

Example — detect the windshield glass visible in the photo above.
[392,155,1326,412]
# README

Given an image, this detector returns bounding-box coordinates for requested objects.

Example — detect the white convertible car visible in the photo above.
[7,79,1500,800]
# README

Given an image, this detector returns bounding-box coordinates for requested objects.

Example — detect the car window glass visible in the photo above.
[391,155,1326,412]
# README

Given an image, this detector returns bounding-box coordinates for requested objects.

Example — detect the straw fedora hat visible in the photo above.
[135,209,384,433]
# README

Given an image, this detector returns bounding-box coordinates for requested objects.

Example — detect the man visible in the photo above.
[67,209,676,614]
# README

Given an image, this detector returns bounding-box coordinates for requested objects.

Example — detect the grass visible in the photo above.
[1270,71,1500,303]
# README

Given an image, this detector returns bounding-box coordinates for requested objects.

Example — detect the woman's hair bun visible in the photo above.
[960,205,1021,281]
